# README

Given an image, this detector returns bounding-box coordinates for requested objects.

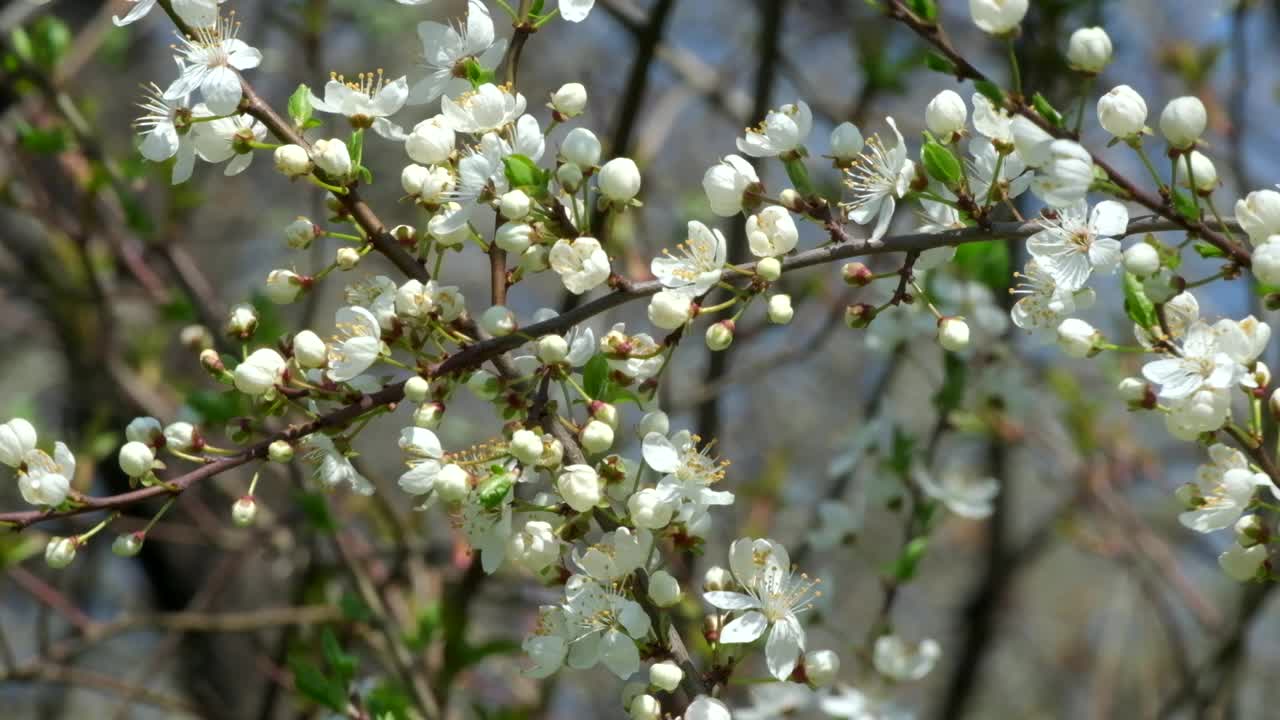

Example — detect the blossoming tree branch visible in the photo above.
[1,0,1277,717]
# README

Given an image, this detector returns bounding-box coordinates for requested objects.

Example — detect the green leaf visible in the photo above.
[1032,93,1064,128]
[295,491,337,532]
[321,628,357,689]
[924,51,957,76]
[907,0,939,21]
[184,390,244,425]
[503,154,543,190]
[921,141,962,187]
[30,17,70,71]
[886,427,915,479]
[288,84,314,128]
[1194,241,1225,258]
[9,28,32,64]
[1123,271,1158,330]
[347,129,364,177]
[953,240,1011,292]
[366,682,411,720]
[17,122,69,154]
[974,80,1005,108]
[932,352,967,414]
[405,604,442,652]
[462,58,496,89]
[1172,189,1201,222]
[582,354,610,399]
[288,655,346,711]
[888,537,929,581]
[605,386,643,405]
[340,592,372,623]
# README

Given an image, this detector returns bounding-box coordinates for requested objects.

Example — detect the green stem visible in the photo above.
[1007,39,1022,98]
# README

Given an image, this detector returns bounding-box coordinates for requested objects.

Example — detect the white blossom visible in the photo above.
[1026,200,1127,290]
[842,117,915,245]
[327,306,383,382]
[738,101,813,157]
[310,71,409,140]
[915,468,1000,519]
[165,14,262,116]
[550,237,611,295]
[409,0,506,105]
[652,221,726,296]
[704,538,817,680]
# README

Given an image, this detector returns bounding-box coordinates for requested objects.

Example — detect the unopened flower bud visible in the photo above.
[510,429,544,466]
[629,694,661,720]
[285,217,320,249]
[557,464,602,512]
[803,649,841,689]
[226,303,258,338]
[293,330,327,369]
[1118,377,1148,402]
[590,401,619,429]
[537,334,570,365]
[311,138,353,178]
[1176,151,1218,193]
[599,157,642,203]
[1235,514,1267,547]
[778,188,803,212]
[119,441,155,478]
[768,294,794,325]
[480,305,517,337]
[843,262,874,286]
[1255,361,1271,388]
[164,422,198,451]
[112,532,144,557]
[268,440,294,463]
[845,303,876,329]
[703,565,732,592]
[401,376,429,404]
[649,662,683,692]
[1057,318,1102,358]
[1097,85,1147,139]
[45,536,77,568]
[500,190,532,222]
[1067,27,1113,73]
[435,463,471,503]
[336,246,361,270]
[705,320,734,351]
[970,0,1028,35]
[560,128,601,169]
[200,348,224,374]
[1160,96,1207,150]
[638,411,669,438]
[648,290,693,330]
[830,121,865,161]
[406,116,455,165]
[1270,388,1280,419]
[264,269,304,304]
[414,401,445,429]
[180,324,214,350]
[539,437,565,469]
[551,82,588,118]
[556,161,585,192]
[756,256,782,281]
[938,317,971,352]
[926,90,968,142]
[231,496,257,527]
[581,420,615,454]
[1123,242,1160,277]
[273,144,312,177]
[648,569,681,607]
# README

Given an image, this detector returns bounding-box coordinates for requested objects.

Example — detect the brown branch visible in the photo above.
[0,218,1224,530]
